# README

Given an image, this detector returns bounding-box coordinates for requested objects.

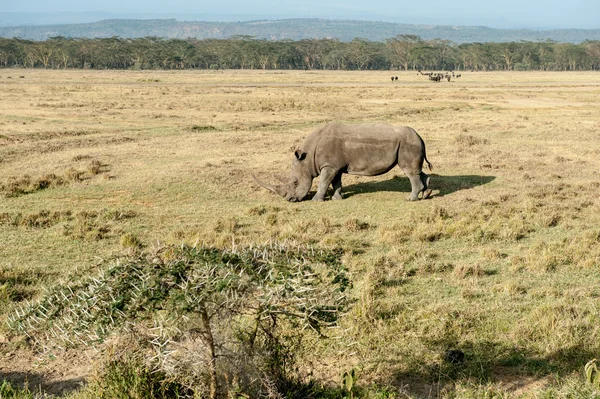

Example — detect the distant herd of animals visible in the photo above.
[390,71,462,82]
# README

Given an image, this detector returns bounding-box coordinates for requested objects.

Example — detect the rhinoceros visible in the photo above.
[253,122,433,202]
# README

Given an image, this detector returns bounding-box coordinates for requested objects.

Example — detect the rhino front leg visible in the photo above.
[312,167,337,202]
[331,172,343,200]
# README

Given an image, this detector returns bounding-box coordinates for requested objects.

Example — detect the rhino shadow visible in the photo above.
[0,371,85,396]
[340,174,495,199]
[381,341,596,398]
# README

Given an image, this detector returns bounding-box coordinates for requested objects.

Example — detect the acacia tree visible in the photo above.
[296,38,339,69]
[254,40,276,69]
[26,41,55,68]
[477,43,503,70]
[412,45,437,70]
[275,40,303,69]
[517,41,541,70]
[386,34,422,70]
[127,37,159,69]
[162,39,195,69]
[191,39,220,69]
[322,45,348,70]
[236,38,258,69]
[566,44,588,70]
[537,40,556,71]
[50,37,77,69]
[344,38,378,70]
[428,39,456,70]
[458,42,482,70]
[498,42,518,70]
[0,38,26,67]
[10,244,349,398]
[584,41,600,70]
[554,43,587,70]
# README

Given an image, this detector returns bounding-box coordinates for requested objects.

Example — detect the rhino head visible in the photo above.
[253,149,313,202]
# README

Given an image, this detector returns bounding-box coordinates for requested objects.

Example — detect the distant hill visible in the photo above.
[1,18,599,44]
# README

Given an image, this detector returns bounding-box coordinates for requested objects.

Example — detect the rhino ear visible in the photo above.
[294,149,307,161]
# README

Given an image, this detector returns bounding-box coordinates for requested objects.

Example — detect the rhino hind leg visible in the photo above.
[331,172,343,200]
[407,174,425,201]
[420,172,432,200]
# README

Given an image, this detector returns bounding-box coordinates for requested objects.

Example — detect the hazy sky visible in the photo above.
[3,0,599,29]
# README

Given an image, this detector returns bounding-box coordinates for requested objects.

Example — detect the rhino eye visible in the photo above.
[292,178,299,187]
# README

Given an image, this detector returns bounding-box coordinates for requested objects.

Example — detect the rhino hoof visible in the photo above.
[312,197,324,202]
[422,189,432,200]
[332,194,343,200]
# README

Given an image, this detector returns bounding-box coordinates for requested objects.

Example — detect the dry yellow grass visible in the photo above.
[2,69,600,397]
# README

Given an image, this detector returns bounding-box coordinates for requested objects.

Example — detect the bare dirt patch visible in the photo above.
[0,346,96,396]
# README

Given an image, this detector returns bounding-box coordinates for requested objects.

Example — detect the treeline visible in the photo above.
[1,35,600,71]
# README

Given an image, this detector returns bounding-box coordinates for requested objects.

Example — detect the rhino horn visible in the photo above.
[273,174,289,184]
[252,173,287,197]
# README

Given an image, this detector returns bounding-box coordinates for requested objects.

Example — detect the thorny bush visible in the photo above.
[8,242,350,398]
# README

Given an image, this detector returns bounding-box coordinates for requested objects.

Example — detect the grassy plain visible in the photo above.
[1,69,600,398]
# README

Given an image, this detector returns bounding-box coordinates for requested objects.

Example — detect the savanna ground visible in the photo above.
[1,69,600,398]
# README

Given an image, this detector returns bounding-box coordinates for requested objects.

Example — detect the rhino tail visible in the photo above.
[425,156,433,172]
[422,139,433,171]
